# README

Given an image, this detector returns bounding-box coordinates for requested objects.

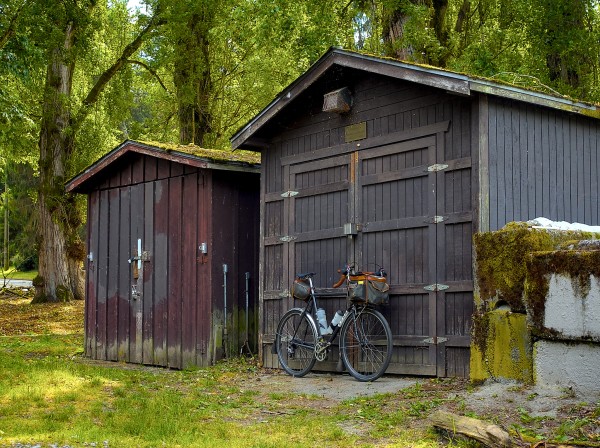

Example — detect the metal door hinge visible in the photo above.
[279,235,297,242]
[423,336,448,344]
[424,283,449,291]
[427,163,449,172]
[424,215,447,224]
[281,190,299,198]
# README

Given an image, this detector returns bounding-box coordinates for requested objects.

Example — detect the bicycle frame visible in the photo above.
[275,263,392,381]
[303,275,365,343]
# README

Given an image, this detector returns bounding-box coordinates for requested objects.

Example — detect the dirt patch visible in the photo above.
[240,371,600,444]
[245,369,419,401]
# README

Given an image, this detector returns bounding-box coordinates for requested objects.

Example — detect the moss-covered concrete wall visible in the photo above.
[472,223,599,383]
[470,309,533,383]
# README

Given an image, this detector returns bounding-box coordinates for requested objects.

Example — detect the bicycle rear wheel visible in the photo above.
[340,307,392,382]
[275,308,317,377]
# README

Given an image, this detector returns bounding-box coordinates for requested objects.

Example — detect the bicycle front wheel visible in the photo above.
[340,307,392,382]
[275,308,317,377]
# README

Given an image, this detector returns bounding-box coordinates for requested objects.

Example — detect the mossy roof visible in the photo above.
[137,140,261,165]
[66,139,260,193]
[341,48,599,108]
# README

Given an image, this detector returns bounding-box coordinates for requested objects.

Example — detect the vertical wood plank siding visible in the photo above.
[487,98,600,229]
[85,152,259,368]
[260,71,474,376]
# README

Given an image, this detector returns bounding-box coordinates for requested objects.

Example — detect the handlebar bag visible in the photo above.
[348,274,389,305]
[366,275,390,305]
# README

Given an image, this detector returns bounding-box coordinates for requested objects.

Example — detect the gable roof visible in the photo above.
[66,140,260,193]
[231,47,600,150]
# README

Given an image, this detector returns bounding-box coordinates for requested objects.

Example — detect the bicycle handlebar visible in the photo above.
[332,265,387,288]
[332,271,346,288]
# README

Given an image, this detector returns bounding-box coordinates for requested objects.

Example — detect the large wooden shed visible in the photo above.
[66,140,260,368]
[231,48,600,377]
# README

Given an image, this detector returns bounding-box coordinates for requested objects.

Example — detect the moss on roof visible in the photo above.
[338,48,599,109]
[137,140,261,165]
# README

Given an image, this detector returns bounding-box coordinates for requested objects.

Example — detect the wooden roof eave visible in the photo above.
[231,47,600,150]
[66,140,260,194]
[469,80,599,116]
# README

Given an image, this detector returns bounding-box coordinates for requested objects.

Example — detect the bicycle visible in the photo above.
[274,264,393,382]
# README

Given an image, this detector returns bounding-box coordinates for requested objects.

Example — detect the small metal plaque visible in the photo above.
[279,235,297,242]
[281,190,298,198]
[345,122,367,143]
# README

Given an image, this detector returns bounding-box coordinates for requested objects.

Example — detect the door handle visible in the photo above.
[128,239,143,279]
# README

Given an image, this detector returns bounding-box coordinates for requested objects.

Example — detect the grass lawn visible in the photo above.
[0,295,452,448]
[0,267,37,281]
[0,294,598,447]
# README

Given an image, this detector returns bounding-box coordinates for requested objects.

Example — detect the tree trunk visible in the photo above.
[34,22,84,303]
[173,5,213,146]
[430,411,515,447]
[540,0,588,90]
[382,6,413,60]
[382,0,450,66]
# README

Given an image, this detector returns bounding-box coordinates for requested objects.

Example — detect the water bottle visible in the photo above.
[316,308,332,335]
[330,310,344,327]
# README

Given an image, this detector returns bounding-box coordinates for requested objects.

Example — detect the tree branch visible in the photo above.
[0,1,27,51]
[73,13,166,129]
[126,59,171,94]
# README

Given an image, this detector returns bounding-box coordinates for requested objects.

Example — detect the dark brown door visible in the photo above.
[281,125,473,377]
[356,135,438,375]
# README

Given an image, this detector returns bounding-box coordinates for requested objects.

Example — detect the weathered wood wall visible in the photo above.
[85,152,259,368]
[485,98,600,230]
[260,68,475,377]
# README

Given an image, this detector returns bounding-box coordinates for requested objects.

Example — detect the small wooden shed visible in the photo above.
[66,140,260,368]
[231,47,600,378]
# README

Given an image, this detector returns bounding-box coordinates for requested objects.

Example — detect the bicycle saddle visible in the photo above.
[296,272,316,279]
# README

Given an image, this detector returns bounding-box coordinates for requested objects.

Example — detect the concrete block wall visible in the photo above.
[534,272,600,395]
[543,274,600,341]
[534,340,600,395]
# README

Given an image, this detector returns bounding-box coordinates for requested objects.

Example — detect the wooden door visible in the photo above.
[277,123,473,377]
[85,183,146,364]
[356,135,438,375]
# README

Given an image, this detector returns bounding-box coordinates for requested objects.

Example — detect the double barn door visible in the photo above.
[272,122,473,376]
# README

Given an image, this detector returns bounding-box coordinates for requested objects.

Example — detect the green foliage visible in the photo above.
[353,0,600,102]
[2,0,600,281]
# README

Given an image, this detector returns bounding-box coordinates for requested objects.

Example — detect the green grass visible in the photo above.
[0,334,453,448]
[6,333,597,447]
[0,267,37,281]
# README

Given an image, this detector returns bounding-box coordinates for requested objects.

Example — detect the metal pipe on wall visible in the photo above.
[241,272,252,356]
[222,263,228,358]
